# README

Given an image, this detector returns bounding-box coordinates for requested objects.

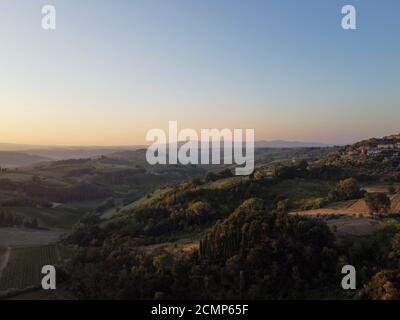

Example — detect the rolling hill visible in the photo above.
[0,152,50,168]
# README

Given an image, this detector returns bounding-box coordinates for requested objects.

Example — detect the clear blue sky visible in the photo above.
[1,0,399,145]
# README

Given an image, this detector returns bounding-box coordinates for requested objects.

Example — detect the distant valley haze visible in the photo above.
[5,132,400,168]
[0,139,335,168]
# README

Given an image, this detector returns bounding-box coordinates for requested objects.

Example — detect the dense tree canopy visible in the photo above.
[365,193,391,215]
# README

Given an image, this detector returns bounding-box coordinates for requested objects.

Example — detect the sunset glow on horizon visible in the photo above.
[1,0,400,146]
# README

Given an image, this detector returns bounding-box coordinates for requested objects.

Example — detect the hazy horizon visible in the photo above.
[0,131,397,149]
[0,128,398,148]
[1,0,400,146]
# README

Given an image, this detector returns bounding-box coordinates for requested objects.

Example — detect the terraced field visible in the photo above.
[0,245,62,293]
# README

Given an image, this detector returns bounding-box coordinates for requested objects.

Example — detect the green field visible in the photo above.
[3,207,82,230]
[0,245,63,293]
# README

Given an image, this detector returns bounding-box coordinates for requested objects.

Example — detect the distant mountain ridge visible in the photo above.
[254,140,333,148]
[0,140,333,151]
[145,140,333,149]
[0,151,50,168]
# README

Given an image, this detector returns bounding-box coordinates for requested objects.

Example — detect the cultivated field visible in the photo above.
[327,217,381,237]
[291,193,400,216]
[0,245,61,294]
[0,247,9,276]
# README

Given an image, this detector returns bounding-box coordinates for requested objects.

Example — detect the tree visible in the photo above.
[329,178,363,201]
[153,254,173,274]
[297,159,308,171]
[388,185,396,194]
[365,193,391,215]
[250,170,264,181]
[276,199,291,212]
[188,201,210,217]
[189,177,202,187]
[363,271,400,300]
[390,233,400,265]
[218,169,233,179]
[204,172,218,182]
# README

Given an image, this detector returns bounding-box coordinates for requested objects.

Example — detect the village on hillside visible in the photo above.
[344,134,400,160]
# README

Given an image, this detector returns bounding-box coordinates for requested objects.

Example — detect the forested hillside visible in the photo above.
[3,138,400,299]
[64,137,400,299]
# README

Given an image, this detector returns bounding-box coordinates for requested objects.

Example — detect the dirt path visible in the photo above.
[0,247,11,279]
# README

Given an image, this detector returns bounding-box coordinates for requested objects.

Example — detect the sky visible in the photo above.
[1,0,400,146]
